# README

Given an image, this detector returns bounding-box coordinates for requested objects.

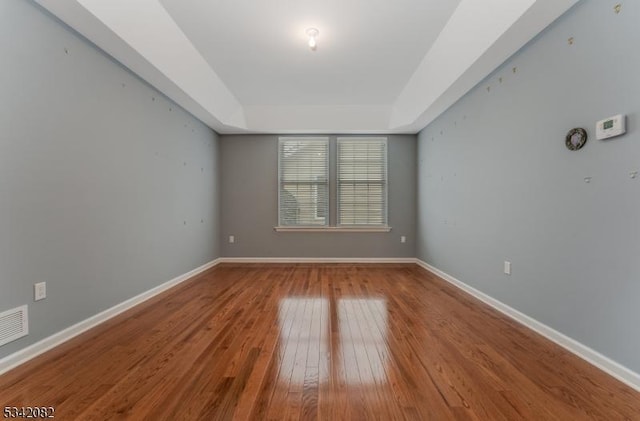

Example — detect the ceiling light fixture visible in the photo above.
[306,28,319,51]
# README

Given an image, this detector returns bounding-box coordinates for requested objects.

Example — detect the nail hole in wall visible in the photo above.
[614,4,622,14]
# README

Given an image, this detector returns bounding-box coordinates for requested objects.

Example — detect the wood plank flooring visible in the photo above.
[0,264,639,420]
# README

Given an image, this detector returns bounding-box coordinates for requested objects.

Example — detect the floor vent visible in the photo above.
[0,305,28,347]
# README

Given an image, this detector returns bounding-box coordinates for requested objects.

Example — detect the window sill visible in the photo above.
[274,226,392,233]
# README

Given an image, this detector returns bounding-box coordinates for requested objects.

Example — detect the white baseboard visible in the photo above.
[415,259,640,392]
[5,257,637,393]
[0,259,221,376]
[218,257,416,264]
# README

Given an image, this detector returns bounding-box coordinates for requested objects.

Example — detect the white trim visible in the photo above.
[336,136,388,227]
[0,259,221,376]
[278,136,330,228]
[218,257,414,264]
[414,259,640,392]
[274,226,392,233]
[5,257,637,394]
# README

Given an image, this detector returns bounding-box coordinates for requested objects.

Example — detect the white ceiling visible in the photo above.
[35,0,579,134]
[159,0,462,107]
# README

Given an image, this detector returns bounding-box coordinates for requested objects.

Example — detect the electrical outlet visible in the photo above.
[504,261,511,275]
[34,282,46,301]
[229,235,235,244]
[400,236,406,243]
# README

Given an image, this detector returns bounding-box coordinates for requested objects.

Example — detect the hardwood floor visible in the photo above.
[0,264,638,420]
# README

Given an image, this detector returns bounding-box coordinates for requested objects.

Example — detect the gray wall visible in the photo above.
[417,0,640,372]
[221,135,416,257]
[0,0,220,358]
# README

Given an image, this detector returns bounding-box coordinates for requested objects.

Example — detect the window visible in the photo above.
[278,137,329,226]
[337,137,387,226]
[277,136,389,231]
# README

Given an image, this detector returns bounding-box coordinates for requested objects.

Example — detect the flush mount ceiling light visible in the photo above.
[306,27,319,51]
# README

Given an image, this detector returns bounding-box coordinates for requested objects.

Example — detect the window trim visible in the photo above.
[275,136,392,233]
[336,136,389,228]
[277,136,329,227]
[274,226,391,233]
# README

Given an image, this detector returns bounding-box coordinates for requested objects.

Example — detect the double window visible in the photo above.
[278,137,388,228]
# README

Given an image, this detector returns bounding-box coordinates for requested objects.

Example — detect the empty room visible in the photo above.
[1,0,639,419]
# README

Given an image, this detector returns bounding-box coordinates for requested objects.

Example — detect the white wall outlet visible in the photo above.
[34,282,46,301]
[504,261,511,275]
[229,235,235,244]
[400,236,406,243]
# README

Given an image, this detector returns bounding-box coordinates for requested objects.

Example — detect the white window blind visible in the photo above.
[337,137,388,226]
[278,137,329,226]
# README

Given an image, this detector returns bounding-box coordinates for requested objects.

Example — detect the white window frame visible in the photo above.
[277,137,329,227]
[274,136,391,233]
[336,137,388,227]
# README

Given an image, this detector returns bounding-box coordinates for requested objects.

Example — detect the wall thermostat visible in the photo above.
[596,114,626,140]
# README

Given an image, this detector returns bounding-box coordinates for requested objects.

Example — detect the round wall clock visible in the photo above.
[565,128,587,151]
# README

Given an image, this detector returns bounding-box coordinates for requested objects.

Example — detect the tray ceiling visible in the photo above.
[35,0,578,134]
